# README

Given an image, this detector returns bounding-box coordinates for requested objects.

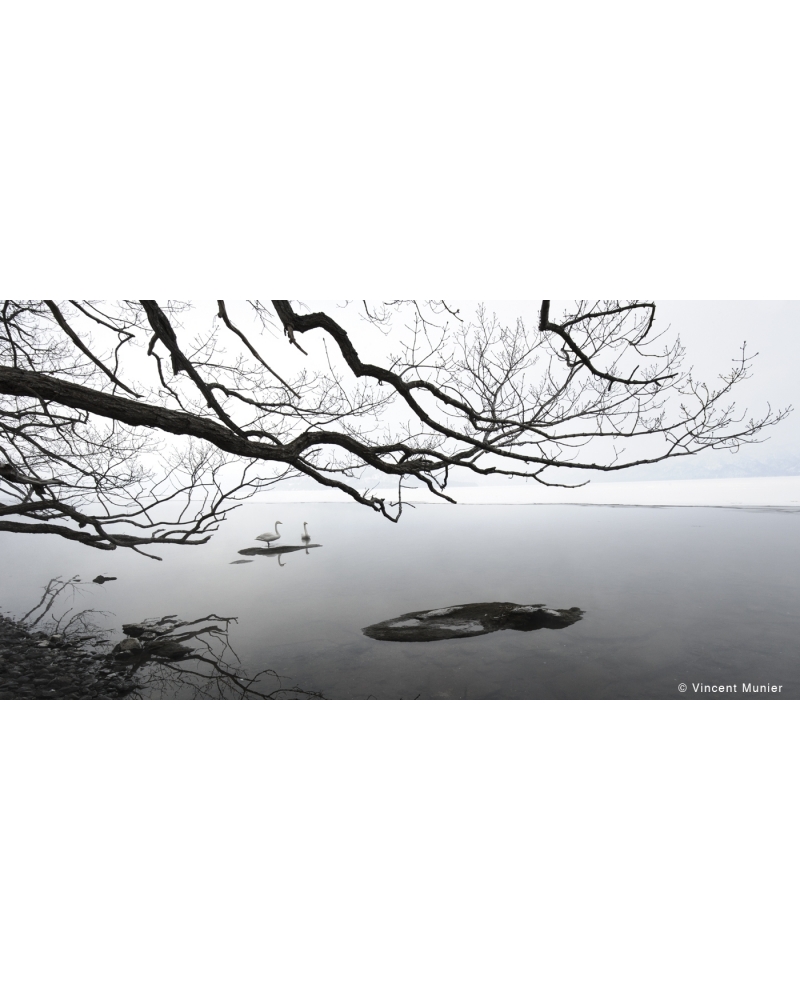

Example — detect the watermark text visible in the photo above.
[678,682,783,694]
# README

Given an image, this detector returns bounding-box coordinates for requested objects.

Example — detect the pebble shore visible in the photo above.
[0,615,139,700]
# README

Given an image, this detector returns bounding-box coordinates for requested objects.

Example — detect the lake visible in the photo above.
[1,502,799,699]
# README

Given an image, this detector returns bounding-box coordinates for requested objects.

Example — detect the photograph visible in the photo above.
[3,4,799,996]
[2,298,797,700]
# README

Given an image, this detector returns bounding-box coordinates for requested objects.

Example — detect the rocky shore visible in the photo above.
[0,614,140,700]
[0,608,249,699]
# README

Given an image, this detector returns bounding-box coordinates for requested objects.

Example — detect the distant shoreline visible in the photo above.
[244,475,800,508]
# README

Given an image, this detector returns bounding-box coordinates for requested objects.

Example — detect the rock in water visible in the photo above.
[237,544,321,557]
[112,637,143,655]
[362,602,584,642]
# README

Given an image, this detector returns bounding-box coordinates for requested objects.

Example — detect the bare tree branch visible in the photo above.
[0,299,789,552]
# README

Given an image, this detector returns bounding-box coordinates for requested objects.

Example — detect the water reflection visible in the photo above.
[238,544,322,561]
[7,503,799,699]
[121,614,323,700]
[235,519,322,566]
[363,602,584,642]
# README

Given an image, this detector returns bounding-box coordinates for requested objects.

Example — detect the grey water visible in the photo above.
[1,502,799,699]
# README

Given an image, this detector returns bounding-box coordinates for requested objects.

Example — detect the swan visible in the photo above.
[255,520,282,547]
[301,522,311,546]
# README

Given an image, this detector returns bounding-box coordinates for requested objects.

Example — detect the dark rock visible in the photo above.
[363,602,585,642]
[121,624,146,637]
[112,637,143,655]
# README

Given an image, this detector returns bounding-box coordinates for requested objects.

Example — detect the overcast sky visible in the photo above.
[437,300,800,480]
[341,300,800,480]
[214,300,800,481]
[69,299,799,484]
[611,301,799,478]
[485,301,800,478]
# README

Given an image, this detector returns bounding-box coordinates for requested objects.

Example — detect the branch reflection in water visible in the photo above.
[1,576,324,700]
[116,614,324,700]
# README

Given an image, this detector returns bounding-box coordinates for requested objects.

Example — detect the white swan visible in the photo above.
[301,522,311,546]
[256,520,282,547]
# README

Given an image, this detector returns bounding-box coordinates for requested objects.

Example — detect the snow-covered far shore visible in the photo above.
[248,475,800,508]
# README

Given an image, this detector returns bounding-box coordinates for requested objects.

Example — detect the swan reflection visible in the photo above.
[237,543,322,562]
[235,521,321,565]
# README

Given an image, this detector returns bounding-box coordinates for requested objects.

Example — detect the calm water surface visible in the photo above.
[1,502,799,699]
